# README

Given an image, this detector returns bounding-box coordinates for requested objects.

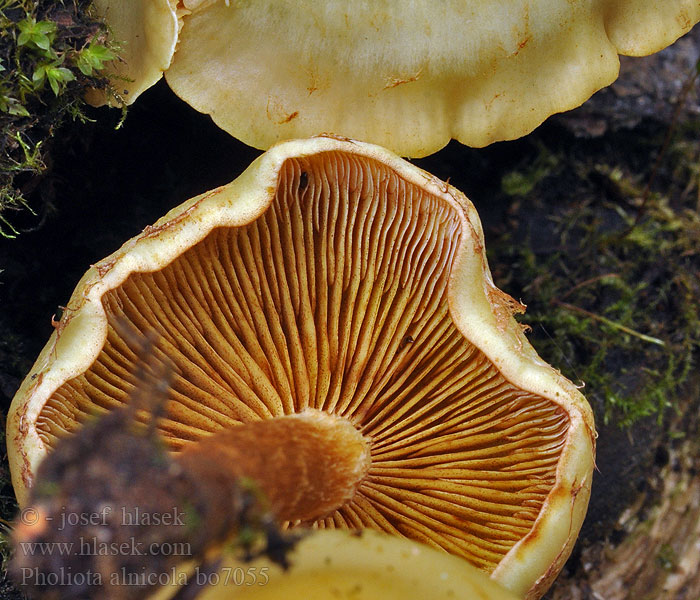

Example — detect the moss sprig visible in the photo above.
[0,0,116,237]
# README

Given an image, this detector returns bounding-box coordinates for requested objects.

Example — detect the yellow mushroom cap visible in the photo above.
[605,0,700,56]
[86,0,181,106]
[7,136,595,599]
[151,529,521,600]
[162,1,700,156]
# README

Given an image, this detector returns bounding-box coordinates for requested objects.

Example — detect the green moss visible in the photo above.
[501,141,560,197]
[487,127,700,428]
[656,543,677,571]
[0,0,116,237]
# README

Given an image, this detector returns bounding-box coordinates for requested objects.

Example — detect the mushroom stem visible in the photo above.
[11,407,371,599]
[177,410,371,523]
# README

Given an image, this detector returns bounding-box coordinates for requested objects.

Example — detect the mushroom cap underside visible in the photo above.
[7,137,595,599]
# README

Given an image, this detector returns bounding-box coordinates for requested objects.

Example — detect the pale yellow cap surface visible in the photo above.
[162,1,700,156]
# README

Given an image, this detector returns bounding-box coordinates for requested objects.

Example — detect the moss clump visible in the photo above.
[0,0,116,237]
[488,125,700,428]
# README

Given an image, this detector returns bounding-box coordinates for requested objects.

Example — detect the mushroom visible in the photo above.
[9,338,519,600]
[85,0,181,106]
[154,530,523,600]
[91,0,700,156]
[7,136,595,599]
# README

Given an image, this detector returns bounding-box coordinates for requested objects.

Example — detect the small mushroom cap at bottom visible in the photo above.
[150,529,521,600]
[7,136,595,599]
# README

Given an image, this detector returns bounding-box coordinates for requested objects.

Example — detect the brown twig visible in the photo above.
[9,327,295,600]
[551,299,665,347]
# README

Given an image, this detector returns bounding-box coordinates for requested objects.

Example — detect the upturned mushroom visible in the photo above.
[9,352,520,600]
[7,136,595,599]
[91,1,699,156]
